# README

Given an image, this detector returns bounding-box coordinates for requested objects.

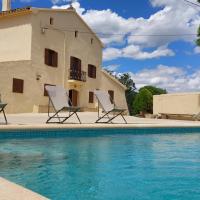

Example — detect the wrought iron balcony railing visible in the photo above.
[69,69,86,82]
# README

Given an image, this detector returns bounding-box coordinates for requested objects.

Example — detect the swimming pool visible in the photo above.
[1,128,200,200]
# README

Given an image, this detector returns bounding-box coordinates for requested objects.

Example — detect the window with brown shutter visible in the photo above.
[88,64,96,79]
[12,78,24,93]
[75,31,78,38]
[108,90,114,104]
[50,17,54,25]
[91,38,93,44]
[89,92,94,103]
[44,48,58,67]
[70,57,81,71]
[44,84,56,96]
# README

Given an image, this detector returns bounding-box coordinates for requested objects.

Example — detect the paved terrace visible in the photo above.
[0,112,200,129]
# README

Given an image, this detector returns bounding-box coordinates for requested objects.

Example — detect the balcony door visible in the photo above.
[70,56,82,81]
[70,56,81,71]
[69,89,78,106]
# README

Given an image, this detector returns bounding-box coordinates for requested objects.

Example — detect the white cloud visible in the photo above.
[51,1,200,92]
[129,65,200,92]
[194,46,200,54]
[52,1,200,61]
[104,64,120,71]
[103,45,174,61]
[52,2,85,15]
[103,48,122,61]
[51,0,77,5]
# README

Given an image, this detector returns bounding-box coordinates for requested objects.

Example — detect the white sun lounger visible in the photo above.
[94,90,127,123]
[45,85,81,124]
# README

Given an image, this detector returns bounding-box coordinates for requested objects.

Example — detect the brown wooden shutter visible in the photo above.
[108,90,114,104]
[88,65,96,78]
[44,84,56,96]
[52,51,58,67]
[45,49,49,65]
[72,90,78,106]
[70,57,81,71]
[89,92,94,103]
[78,59,81,71]
[93,67,96,78]
[88,65,91,77]
[70,56,74,69]
[13,78,24,93]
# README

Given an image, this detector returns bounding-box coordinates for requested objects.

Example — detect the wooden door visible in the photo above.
[69,90,78,106]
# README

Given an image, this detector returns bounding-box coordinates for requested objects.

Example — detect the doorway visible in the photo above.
[69,89,78,106]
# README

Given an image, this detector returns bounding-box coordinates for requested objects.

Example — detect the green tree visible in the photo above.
[132,85,167,115]
[141,85,167,95]
[118,73,137,115]
[132,88,153,115]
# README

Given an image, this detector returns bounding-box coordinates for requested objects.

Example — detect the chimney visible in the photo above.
[2,0,11,11]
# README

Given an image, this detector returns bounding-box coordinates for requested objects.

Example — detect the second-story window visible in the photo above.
[88,64,96,79]
[45,48,58,67]
[70,56,81,71]
[70,56,86,82]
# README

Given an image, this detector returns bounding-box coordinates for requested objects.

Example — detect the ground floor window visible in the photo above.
[44,84,55,96]
[12,78,24,93]
[108,90,114,104]
[89,92,94,103]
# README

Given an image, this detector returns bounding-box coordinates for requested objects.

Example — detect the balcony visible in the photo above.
[69,69,86,82]
[68,69,86,87]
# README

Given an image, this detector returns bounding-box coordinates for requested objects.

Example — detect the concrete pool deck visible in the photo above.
[0,112,200,130]
[0,177,49,200]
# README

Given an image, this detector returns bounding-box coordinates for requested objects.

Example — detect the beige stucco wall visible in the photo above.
[0,61,49,113]
[0,9,127,114]
[100,71,128,111]
[31,10,103,109]
[153,93,200,115]
[0,15,32,62]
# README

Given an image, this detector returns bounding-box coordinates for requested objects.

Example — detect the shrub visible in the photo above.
[132,88,153,115]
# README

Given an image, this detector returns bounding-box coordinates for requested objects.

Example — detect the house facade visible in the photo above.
[0,3,128,113]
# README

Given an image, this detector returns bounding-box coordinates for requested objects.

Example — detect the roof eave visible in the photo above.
[101,69,127,90]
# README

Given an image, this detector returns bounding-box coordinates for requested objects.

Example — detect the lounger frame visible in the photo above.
[0,103,7,124]
[46,86,81,124]
[95,91,127,124]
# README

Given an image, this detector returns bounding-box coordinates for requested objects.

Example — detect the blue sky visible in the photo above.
[3,0,200,92]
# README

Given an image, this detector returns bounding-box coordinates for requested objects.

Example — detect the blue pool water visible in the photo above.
[1,128,200,200]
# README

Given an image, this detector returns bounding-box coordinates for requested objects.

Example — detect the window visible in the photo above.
[50,17,54,25]
[45,48,58,67]
[91,38,93,44]
[89,92,94,103]
[12,78,24,93]
[108,90,114,104]
[75,31,78,38]
[88,64,96,79]
[70,56,81,71]
[44,84,55,96]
